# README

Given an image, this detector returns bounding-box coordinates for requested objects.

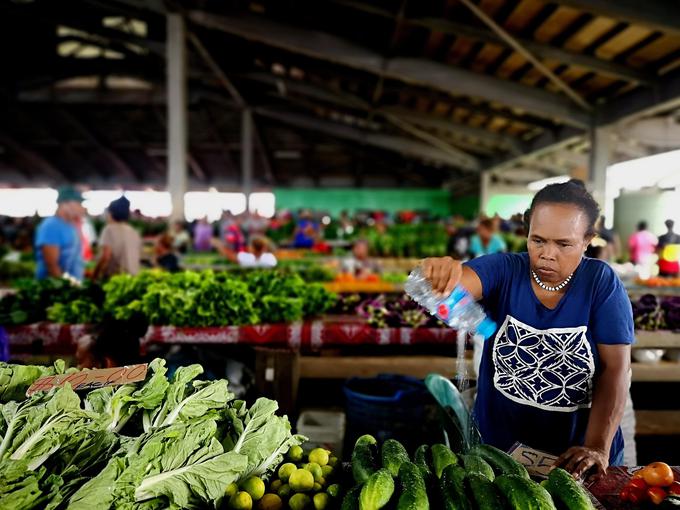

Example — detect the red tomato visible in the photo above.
[643,462,675,487]
[629,487,648,505]
[619,488,631,502]
[647,486,667,505]
[629,478,648,491]
[668,481,680,496]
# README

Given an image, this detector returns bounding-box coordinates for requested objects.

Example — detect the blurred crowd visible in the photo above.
[1,187,679,282]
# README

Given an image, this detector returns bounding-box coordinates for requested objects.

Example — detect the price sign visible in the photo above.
[508,442,559,479]
[26,364,148,396]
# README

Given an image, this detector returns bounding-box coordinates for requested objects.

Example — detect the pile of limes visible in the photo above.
[257,446,343,510]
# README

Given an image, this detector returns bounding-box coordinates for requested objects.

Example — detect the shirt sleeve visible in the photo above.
[35,221,63,247]
[464,253,514,301]
[589,265,635,345]
[99,225,113,247]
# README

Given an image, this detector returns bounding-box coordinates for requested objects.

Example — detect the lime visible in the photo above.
[288,445,304,462]
[225,482,240,498]
[321,465,333,479]
[313,483,322,492]
[327,484,342,498]
[327,456,338,467]
[241,476,265,501]
[276,483,291,499]
[308,448,330,467]
[313,493,330,510]
[269,479,282,492]
[278,463,297,482]
[257,494,283,510]
[229,491,253,510]
[289,469,315,492]
[289,493,311,510]
[304,463,323,482]
[317,477,326,487]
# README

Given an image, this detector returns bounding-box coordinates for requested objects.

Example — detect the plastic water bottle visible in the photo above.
[404,266,496,340]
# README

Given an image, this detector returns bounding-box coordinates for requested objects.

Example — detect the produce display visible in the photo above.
[0,270,337,327]
[635,278,680,288]
[341,435,596,510]
[362,224,449,258]
[0,258,35,282]
[631,295,680,332]
[0,359,309,510]
[333,294,443,329]
[619,462,680,507]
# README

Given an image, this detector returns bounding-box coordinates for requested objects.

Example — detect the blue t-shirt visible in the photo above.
[35,216,83,280]
[465,252,634,464]
[469,234,506,257]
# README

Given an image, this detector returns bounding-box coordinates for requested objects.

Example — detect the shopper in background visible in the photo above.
[469,218,506,258]
[598,216,620,262]
[34,186,84,280]
[628,221,657,265]
[657,219,680,277]
[171,220,191,254]
[93,196,141,279]
[214,235,277,268]
[224,214,246,253]
[342,239,380,277]
[193,217,213,251]
[154,233,180,272]
[293,210,318,248]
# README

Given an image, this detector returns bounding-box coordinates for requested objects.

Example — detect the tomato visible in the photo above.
[629,486,648,505]
[629,478,648,491]
[669,482,680,496]
[643,462,675,487]
[619,488,631,502]
[647,486,667,505]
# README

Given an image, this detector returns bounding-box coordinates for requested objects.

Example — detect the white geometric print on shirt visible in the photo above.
[492,315,595,412]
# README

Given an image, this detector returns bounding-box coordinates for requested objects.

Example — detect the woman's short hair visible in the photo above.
[523,179,600,237]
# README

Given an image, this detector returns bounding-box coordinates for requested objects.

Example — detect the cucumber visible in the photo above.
[462,454,495,481]
[662,496,680,509]
[382,439,410,478]
[544,468,595,510]
[396,462,429,510]
[466,472,506,510]
[431,444,458,479]
[341,485,363,510]
[414,445,432,477]
[469,444,529,479]
[495,474,557,510]
[359,468,395,510]
[352,435,378,484]
[441,465,473,510]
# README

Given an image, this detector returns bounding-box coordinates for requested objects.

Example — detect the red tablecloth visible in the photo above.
[5,322,458,352]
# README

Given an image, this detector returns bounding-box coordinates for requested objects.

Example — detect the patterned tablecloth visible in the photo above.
[5,322,458,352]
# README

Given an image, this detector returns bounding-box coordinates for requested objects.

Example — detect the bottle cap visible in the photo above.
[476,318,497,340]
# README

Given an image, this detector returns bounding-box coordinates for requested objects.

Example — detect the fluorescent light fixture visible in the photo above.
[249,192,275,218]
[184,192,246,222]
[527,175,570,191]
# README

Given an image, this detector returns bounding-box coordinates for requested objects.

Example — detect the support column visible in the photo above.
[479,171,491,217]
[588,125,612,224]
[241,108,254,208]
[167,14,187,222]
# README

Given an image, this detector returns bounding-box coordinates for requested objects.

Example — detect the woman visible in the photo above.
[214,236,277,268]
[469,218,507,258]
[93,196,141,279]
[628,221,657,265]
[423,180,633,481]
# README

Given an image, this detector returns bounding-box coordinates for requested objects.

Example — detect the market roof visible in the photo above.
[2,0,680,190]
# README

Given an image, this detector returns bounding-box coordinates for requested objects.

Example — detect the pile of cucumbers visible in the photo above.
[341,435,596,510]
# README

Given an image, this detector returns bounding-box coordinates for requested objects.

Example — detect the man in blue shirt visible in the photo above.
[35,186,84,280]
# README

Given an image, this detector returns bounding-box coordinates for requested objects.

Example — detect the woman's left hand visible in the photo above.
[553,446,609,482]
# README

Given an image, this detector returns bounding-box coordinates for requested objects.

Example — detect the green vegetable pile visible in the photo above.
[343,435,596,510]
[1,269,337,327]
[0,359,305,510]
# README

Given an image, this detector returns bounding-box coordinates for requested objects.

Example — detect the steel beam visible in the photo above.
[189,11,590,128]
[256,108,480,171]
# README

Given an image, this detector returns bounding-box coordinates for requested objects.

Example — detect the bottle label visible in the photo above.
[434,287,470,322]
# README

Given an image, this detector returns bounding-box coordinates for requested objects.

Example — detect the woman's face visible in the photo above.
[527,203,593,284]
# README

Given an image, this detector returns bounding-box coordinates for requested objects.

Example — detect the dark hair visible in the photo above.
[666,219,675,230]
[478,218,495,230]
[637,221,648,231]
[523,179,600,237]
[91,317,146,367]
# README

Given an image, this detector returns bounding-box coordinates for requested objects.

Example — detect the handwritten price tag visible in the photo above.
[26,364,148,396]
[508,442,559,479]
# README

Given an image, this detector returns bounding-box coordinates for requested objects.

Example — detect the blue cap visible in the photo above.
[476,318,497,340]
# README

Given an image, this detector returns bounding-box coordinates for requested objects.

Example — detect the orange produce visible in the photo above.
[643,462,675,488]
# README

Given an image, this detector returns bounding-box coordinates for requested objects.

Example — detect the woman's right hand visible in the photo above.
[422,256,463,296]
